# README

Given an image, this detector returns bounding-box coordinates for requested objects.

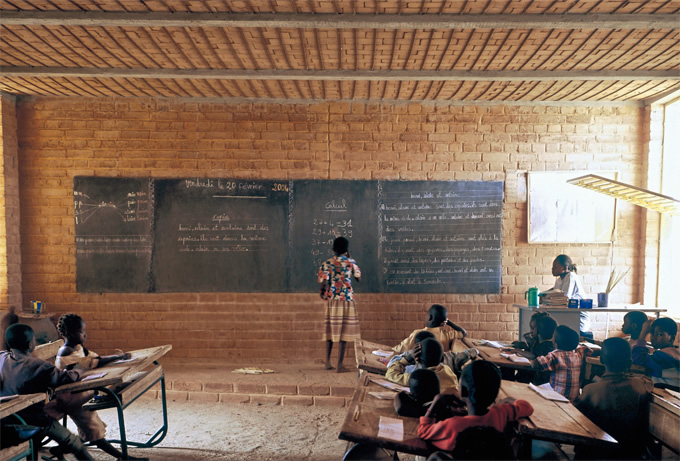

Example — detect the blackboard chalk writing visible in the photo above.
[325,199,348,211]
[185,178,214,188]
[76,236,150,244]
[77,248,152,255]
[76,177,501,294]
[213,195,266,199]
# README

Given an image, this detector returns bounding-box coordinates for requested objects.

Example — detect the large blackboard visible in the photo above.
[74,177,503,293]
[74,177,153,292]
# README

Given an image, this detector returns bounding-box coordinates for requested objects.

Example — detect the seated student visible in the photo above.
[387,338,459,391]
[393,304,467,354]
[53,313,146,461]
[388,330,478,376]
[426,426,515,461]
[417,360,533,453]
[513,314,557,384]
[621,311,649,345]
[533,325,589,401]
[632,317,680,391]
[513,312,556,358]
[0,324,94,460]
[574,337,653,460]
[394,368,440,418]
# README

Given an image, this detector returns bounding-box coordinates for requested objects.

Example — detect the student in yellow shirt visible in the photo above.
[393,304,467,354]
[387,338,458,392]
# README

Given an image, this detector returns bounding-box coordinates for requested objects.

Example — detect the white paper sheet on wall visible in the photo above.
[528,171,617,243]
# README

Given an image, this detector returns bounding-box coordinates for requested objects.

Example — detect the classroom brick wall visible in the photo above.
[0,95,22,310]
[9,97,649,359]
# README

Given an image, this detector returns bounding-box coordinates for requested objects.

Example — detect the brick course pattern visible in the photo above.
[8,97,647,359]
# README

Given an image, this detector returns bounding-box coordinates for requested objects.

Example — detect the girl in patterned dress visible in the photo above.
[318,237,361,373]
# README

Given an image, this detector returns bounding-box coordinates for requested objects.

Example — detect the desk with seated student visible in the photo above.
[54,344,172,459]
[499,380,617,456]
[354,339,394,376]
[0,393,48,461]
[338,371,618,459]
[463,338,535,373]
[338,370,431,459]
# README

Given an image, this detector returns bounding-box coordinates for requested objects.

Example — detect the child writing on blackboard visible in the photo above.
[318,237,361,373]
[54,314,145,460]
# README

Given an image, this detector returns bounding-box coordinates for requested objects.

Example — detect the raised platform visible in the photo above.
[142,359,359,408]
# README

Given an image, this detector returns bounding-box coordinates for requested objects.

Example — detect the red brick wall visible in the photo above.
[0,95,22,310]
[12,98,647,359]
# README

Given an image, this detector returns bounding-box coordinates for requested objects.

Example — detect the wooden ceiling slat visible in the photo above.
[524,80,558,101]
[99,76,135,96]
[542,80,582,100]
[592,80,637,101]
[36,25,111,67]
[2,25,77,67]
[0,37,38,66]
[635,80,680,100]
[492,29,530,71]
[2,1,680,102]
[566,80,608,100]
[630,39,680,70]
[27,76,72,96]
[590,29,655,71]
[4,1,680,15]
[524,29,572,70]
[71,76,111,97]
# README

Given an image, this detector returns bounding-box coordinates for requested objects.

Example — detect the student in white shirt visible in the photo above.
[551,254,592,339]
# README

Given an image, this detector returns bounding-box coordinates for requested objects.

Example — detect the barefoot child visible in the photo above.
[55,313,146,460]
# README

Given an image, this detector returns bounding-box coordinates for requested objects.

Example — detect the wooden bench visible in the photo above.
[32,339,64,361]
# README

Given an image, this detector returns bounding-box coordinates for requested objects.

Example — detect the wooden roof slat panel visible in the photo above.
[3,1,680,14]
[5,75,678,101]
[1,1,679,102]
[5,25,679,73]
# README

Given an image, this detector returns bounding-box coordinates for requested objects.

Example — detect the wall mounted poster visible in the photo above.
[528,171,617,243]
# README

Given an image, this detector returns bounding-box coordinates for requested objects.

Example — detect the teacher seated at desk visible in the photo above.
[550,254,593,339]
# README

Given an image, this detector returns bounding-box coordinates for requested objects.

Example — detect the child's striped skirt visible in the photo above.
[323,299,361,343]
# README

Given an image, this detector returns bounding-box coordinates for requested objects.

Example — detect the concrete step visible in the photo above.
[141,359,359,408]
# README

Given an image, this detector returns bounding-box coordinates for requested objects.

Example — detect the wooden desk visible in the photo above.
[649,389,680,454]
[0,393,47,461]
[55,344,172,459]
[55,344,171,394]
[463,338,534,372]
[499,380,617,450]
[338,371,430,458]
[0,393,47,420]
[354,339,393,375]
[583,356,646,383]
